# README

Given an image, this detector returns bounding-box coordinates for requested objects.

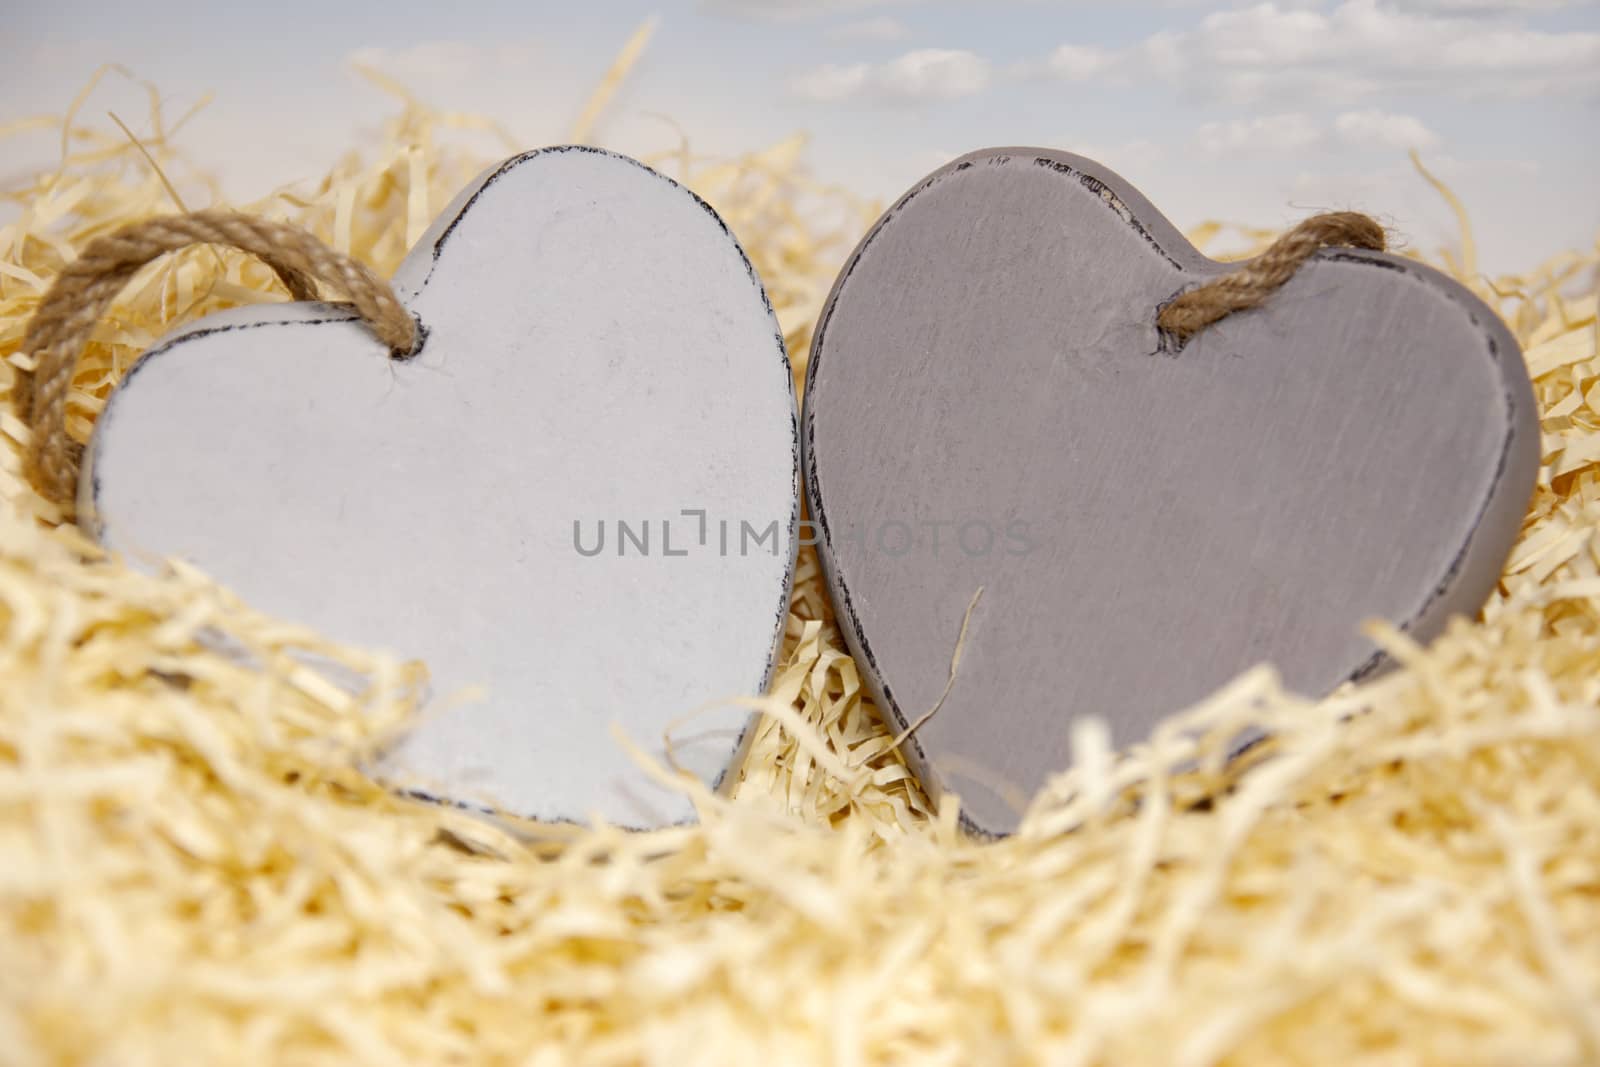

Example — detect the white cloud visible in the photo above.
[1334,108,1442,150]
[1194,112,1324,156]
[702,0,906,21]
[1386,0,1595,11]
[791,63,871,102]
[828,15,910,41]
[791,48,990,104]
[1045,44,1115,81]
[879,49,990,99]
[347,41,541,82]
[1040,0,1600,104]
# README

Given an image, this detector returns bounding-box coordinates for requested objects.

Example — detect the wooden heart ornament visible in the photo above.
[81,148,799,827]
[802,148,1539,836]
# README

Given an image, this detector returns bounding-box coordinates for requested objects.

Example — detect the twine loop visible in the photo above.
[1158,211,1386,345]
[17,210,418,516]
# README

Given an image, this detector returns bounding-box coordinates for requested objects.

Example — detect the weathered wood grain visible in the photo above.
[85,146,800,829]
[803,148,1539,836]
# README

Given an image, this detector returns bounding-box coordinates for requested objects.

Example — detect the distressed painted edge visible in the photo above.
[83,146,802,831]
[800,146,1540,838]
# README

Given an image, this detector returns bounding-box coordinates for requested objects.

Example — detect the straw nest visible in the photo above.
[2,40,1598,1067]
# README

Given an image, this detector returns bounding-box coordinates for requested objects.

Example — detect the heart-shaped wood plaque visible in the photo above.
[85,147,800,828]
[802,148,1539,836]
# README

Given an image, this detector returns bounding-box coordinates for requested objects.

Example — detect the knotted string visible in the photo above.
[1158,211,1387,345]
[17,210,418,516]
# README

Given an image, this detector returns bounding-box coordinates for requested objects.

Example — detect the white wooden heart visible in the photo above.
[83,147,799,828]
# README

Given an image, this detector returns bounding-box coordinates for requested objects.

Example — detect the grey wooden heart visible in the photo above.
[802,148,1539,836]
[84,147,800,829]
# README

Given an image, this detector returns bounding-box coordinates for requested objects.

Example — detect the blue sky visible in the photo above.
[7,0,1599,273]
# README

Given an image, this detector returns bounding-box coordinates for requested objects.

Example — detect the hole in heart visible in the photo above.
[1153,289,1191,356]
[393,313,429,360]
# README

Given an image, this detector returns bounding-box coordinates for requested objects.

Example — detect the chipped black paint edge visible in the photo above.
[802,146,1534,839]
[1317,248,1530,685]
[90,146,802,832]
